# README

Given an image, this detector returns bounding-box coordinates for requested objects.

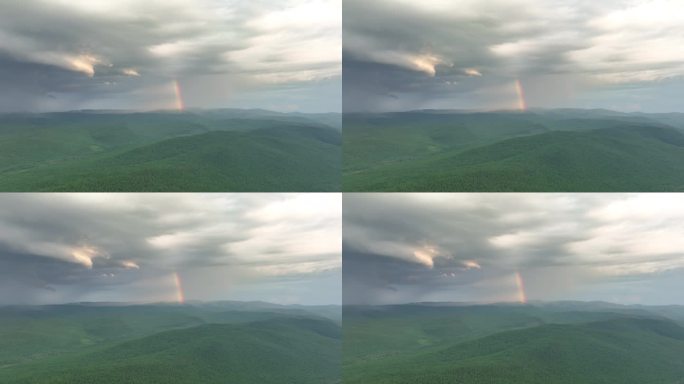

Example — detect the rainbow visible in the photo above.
[173,79,185,111]
[514,79,527,111]
[514,271,527,304]
[173,272,185,304]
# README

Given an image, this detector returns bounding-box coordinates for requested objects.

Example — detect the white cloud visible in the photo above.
[344,193,684,305]
[121,68,140,76]
[69,246,102,268]
[346,193,684,286]
[121,260,140,269]
[0,193,341,280]
[462,260,481,270]
[226,0,341,83]
[413,245,440,268]
[0,0,341,111]
[464,68,482,77]
[345,0,684,112]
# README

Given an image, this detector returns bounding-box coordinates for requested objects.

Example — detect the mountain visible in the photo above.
[343,109,684,191]
[0,302,341,383]
[343,302,684,383]
[0,110,341,191]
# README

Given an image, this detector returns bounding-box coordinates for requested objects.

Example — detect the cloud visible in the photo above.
[343,194,684,305]
[0,193,341,305]
[0,0,341,112]
[121,260,140,269]
[463,260,481,270]
[343,0,684,112]
[464,68,482,77]
[122,68,140,77]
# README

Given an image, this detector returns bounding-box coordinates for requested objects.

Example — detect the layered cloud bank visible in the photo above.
[0,0,341,112]
[0,194,341,305]
[344,194,684,305]
[344,0,684,112]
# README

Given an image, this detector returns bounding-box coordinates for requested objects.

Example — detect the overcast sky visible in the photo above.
[344,0,684,112]
[0,0,340,113]
[0,193,341,305]
[344,194,684,306]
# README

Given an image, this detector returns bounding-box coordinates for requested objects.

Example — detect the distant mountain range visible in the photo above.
[0,109,341,192]
[343,109,684,191]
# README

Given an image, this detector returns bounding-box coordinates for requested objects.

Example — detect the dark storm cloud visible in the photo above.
[343,0,684,112]
[343,194,684,305]
[0,194,341,305]
[0,0,341,112]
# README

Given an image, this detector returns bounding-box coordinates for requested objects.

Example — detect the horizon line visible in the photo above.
[0,299,342,308]
[342,299,684,307]
[343,107,684,115]
[0,107,342,115]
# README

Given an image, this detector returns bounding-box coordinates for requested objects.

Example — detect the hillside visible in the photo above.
[344,302,684,384]
[0,318,341,384]
[343,110,684,191]
[0,303,341,383]
[0,110,341,191]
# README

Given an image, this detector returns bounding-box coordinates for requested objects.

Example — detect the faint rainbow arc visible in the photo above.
[514,271,527,304]
[173,80,185,111]
[514,79,527,111]
[173,272,185,304]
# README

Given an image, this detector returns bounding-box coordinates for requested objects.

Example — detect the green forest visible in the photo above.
[0,110,341,192]
[0,302,341,384]
[343,109,684,191]
[343,302,684,383]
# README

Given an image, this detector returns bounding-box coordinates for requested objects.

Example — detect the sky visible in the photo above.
[0,193,341,306]
[344,194,684,306]
[0,0,341,113]
[343,0,684,113]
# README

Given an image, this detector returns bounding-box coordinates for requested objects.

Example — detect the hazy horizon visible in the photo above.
[344,299,684,307]
[3,105,681,116]
[343,107,684,115]
[0,107,342,115]
[0,299,342,307]
[4,297,679,308]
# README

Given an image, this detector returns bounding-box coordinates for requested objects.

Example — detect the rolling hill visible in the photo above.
[0,109,341,191]
[343,109,684,191]
[343,302,684,383]
[0,302,341,383]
